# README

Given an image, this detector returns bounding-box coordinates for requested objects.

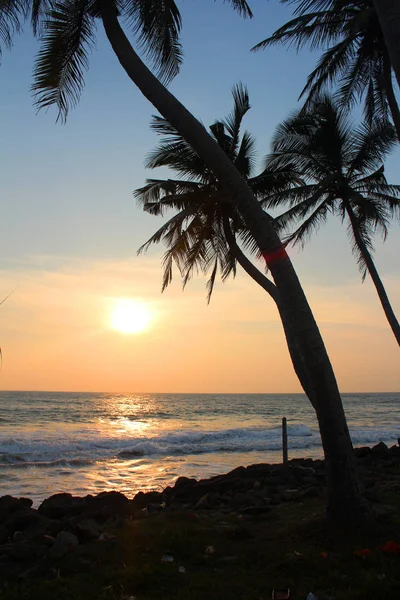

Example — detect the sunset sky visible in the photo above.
[0,1,399,393]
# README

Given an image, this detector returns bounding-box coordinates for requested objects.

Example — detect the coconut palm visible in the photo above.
[253,0,400,140]
[0,0,365,522]
[372,0,400,90]
[265,93,400,344]
[136,85,315,399]
[136,84,290,303]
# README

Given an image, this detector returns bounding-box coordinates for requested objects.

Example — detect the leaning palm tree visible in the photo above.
[136,85,314,399]
[372,0,400,90]
[265,94,400,344]
[136,84,291,303]
[0,0,365,523]
[253,0,400,140]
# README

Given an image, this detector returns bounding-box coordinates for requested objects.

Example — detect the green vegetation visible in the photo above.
[254,0,400,140]
[2,490,400,600]
[264,93,400,344]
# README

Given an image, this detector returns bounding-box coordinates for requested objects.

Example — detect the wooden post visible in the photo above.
[282,417,288,466]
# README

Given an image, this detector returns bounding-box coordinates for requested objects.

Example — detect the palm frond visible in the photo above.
[222,0,252,18]
[234,130,256,178]
[222,82,251,157]
[32,0,96,122]
[135,178,203,208]
[348,121,397,176]
[0,0,25,59]
[206,257,219,304]
[124,0,182,83]
[253,11,352,53]
[281,199,332,247]
[31,0,52,36]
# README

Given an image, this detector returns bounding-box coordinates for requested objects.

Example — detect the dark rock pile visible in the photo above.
[0,442,399,583]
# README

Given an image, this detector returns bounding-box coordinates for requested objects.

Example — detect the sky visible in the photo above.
[0,0,399,393]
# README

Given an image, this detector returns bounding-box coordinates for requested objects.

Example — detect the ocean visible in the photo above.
[0,391,399,506]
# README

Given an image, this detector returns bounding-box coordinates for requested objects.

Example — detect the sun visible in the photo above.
[110,299,152,334]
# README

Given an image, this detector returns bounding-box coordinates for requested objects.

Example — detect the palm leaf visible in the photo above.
[0,0,25,59]
[124,0,182,83]
[32,0,96,121]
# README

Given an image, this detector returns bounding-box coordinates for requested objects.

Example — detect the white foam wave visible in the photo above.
[0,423,399,467]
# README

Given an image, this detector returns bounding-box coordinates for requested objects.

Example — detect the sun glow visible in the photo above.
[110,299,152,334]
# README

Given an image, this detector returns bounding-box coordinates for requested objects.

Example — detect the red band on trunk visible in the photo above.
[262,246,287,266]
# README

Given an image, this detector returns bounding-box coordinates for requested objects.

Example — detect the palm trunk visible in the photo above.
[222,215,316,405]
[373,0,400,90]
[383,55,400,141]
[100,2,365,524]
[346,204,400,345]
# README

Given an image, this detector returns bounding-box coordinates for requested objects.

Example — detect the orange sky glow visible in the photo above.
[0,248,398,394]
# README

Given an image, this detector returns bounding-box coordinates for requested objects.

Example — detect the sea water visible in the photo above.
[0,391,398,505]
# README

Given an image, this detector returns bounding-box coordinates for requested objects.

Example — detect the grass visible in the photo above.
[1,487,400,600]
[2,459,400,599]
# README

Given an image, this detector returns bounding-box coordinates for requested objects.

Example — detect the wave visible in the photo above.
[0,423,399,468]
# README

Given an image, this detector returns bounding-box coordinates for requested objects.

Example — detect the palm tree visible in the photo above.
[253,0,400,140]
[372,0,400,90]
[265,94,400,344]
[0,0,365,523]
[136,84,314,400]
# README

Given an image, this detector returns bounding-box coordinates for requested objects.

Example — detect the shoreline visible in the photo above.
[0,441,400,597]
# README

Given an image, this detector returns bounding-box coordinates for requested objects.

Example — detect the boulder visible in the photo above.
[131,491,162,511]
[47,531,79,560]
[4,509,49,537]
[0,496,25,521]
[11,543,35,561]
[240,505,271,516]
[195,492,221,510]
[389,445,400,458]
[173,477,198,490]
[74,519,103,542]
[371,442,390,459]
[354,446,372,459]
[38,493,88,519]
[0,525,8,544]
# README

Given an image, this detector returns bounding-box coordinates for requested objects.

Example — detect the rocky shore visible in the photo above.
[0,441,399,585]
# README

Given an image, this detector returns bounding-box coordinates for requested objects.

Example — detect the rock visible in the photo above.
[195,493,221,509]
[301,487,322,499]
[354,446,372,459]
[371,442,390,459]
[4,509,48,536]
[283,489,301,501]
[291,465,316,479]
[253,481,261,490]
[0,496,25,521]
[47,531,79,560]
[0,525,8,544]
[18,561,57,581]
[173,477,197,490]
[91,491,133,514]
[74,519,103,542]
[19,498,33,509]
[39,493,88,519]
[11,543,35,561]
[240,505,271,516]
[389,445,400,457]
[131,491,162,511]
[266,475,286,487]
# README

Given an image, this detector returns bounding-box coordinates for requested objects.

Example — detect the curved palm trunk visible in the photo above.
[383,56,400,141]
[373,0,400,90]
[222,216,316,405]
[345,204,400,345]
[100,2,365,524]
